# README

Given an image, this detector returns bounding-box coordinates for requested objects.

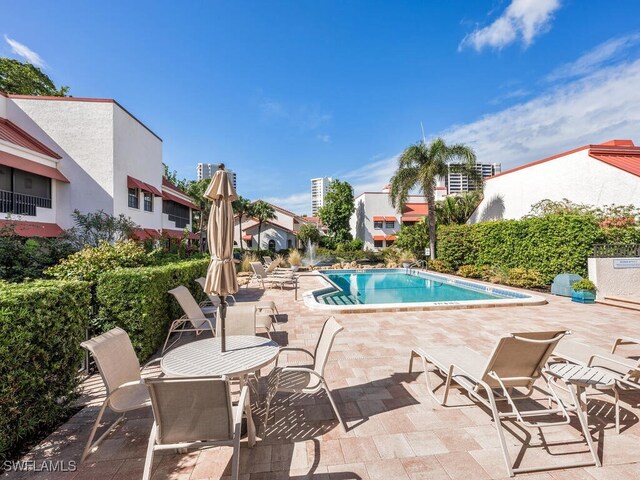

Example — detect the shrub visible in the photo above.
[46,241,150,282]
[572,279,597,291]
[0,280,91,461]
[239,252,258,272]
[457,264,491,279]
[503,267,546,289]
[95,258,208,360]
[427,259,454,273]
[288,249,302,266]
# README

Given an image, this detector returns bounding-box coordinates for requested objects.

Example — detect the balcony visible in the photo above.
[0,189,52,217]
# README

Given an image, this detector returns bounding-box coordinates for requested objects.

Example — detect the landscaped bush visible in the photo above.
[502,267,546,289]
[457,264,492,280]
[95,258,208,360]
[427,259,454,273]
[437,215,609,283]
[0,280,91,461]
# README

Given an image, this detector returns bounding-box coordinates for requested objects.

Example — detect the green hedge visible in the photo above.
[95,258,209,361]
[437,215,640,283]
[0,280,91,461]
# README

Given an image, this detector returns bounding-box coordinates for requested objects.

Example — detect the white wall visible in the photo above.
[469,150,640,223]
[588,257,640,300]
[9,98,116,228]
[113,105,163,229]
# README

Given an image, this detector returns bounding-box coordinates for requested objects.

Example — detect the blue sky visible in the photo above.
[3,0,640,214]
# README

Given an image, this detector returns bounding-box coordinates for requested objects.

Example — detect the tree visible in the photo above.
[163,164,188,191]
[0,58,69,96]
[318,179,355,243]
[182,178,212,251]
[252,201,276,251]
[394,218,430,257]
[232,196,253,252]
[434,191,482,225]
[67,210,137,248]
[390,138,477,260]
[297,223,321,247]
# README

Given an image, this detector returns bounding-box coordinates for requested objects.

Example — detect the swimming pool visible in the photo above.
[303,268,546,312]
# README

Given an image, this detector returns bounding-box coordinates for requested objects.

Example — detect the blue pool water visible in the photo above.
[318,270,505,305]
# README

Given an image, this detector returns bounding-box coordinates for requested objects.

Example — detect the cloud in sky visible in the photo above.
[545,32,640,81]
[460,0,561,52]
[317,134,331,143]
[258,96,331,133]
[263,192,311,216]
[4,35,46,67]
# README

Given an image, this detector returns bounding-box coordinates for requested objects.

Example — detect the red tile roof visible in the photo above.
[0,118,62,158]
[0,219,64,237]
[0,150,69,182]
[403,203,428,216]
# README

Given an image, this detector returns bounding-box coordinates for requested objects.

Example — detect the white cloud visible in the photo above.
[4,35,46,67]
[258,95,331,135]
[263,192,311,216]
[546,33,640,81]
[460,0,561,51]
[317,134,331,143]
[343,155,399,195]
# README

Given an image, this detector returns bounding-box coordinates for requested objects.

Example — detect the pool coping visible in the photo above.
[302,268,548,313]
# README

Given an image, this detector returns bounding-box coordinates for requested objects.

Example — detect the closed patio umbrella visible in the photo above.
[204,164,238,352]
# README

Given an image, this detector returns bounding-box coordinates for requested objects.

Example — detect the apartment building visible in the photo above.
[234,201,308,251]
[311,176,332,215]
[198,162,236,189]
[445,162,501,194]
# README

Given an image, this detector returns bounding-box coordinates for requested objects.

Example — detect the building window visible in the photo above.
[287,239,293,249]
[0,166,52,216]
[386,239,395,247]
[374,239,383,248]
[162,200,190,228]
[143,192,153,212]
[246,238,253,248]
[385,220,395,229]
[268,239,276,251]
[374,220,383,229]
[128,188,139,209]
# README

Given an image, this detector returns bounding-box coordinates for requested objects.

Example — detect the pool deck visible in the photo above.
[6,273,640,480]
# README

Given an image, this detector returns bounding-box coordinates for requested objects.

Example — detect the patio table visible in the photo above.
[161,335,280,446]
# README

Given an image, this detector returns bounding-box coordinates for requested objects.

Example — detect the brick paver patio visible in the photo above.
[5,272,640,480]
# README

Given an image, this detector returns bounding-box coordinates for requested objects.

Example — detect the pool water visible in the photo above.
[319,270,503,305]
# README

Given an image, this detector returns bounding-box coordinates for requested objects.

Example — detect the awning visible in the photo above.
[188,232,199,240]
[385,235,397,241]
[162,190,199,210]
[401,216,423,222]
[0,219,64,237]
[373,235,385,241]
[144,228,161,239]
[0,150,69,182]
[372,216,385,222]
[161,229,185,239]
[384,216,396,221]
[130,228,150,240]
[242,234,252,241]
[127,176,163,197]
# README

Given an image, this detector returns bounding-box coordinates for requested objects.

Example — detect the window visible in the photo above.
[0,166,52,216]
[373,220,383,229]
[374,239,383,248]
[162,200,190,228]
[246,238,253,248]
[385,220,395,229]
[128,188,139,209]
[268,239,276,251]
[386,239,395,247]
[287,239,293,249]
[143,192,153,212]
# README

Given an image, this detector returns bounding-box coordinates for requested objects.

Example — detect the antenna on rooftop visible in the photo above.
[420,122,427,145]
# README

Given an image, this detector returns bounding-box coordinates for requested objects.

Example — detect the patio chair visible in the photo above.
[195,277,236,306]
[408,330,602,477]
[551,336,640,433]
[263,255,273,266]
[263,316,345,431]
[218,303,276,339]
[80,328,156,462]
[250,262,297,290]
[143,377,247,480]
[163,286,216,354]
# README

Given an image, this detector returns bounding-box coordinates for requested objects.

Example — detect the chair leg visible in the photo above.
[81,401,121,462]
[142,423,157,480]
[485,388,515,477]
[231,429,241,480]
[322,379,346,431]
[613,387,620,434]
[568,384,602,468]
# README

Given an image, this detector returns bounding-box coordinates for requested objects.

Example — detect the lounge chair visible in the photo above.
[195,277,236,306]
[551,336,640,433]
[80,328,157,462]
[163,286,216,353]
[250,262,297,290]
[263,256,273,267]
[142,377,247,480]
[409,330,602,477]
[264,316,345,431]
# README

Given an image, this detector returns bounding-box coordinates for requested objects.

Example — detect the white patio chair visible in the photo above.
[163,286,216,354]
[143,377,247,480]
[250,262,297,290]
[80,328,156,462]
[263,256,273,267]
[219,303,275,339]
[263,316,345,431]
[195,277,236,305]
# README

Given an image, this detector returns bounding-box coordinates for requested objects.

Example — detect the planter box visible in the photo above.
[571,289,596,304]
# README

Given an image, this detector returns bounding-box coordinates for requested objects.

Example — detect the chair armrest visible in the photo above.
[612,336,640,354]
[275,347,314,367]
[142,357,162,370]
[107,379,146,399]
[233,385,249,433]
[278,365,324,381]
[587,353,635,369]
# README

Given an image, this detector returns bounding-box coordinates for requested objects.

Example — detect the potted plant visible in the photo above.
[571,279,597,304]
[399,251,416,269]
[288,249,302,272]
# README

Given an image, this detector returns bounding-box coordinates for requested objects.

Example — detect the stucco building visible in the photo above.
[469,140,640,223]
[234,202,307,251]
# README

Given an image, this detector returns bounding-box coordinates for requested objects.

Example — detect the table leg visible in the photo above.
[240,375,257,447]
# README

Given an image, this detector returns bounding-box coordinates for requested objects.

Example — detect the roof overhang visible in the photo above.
[127,176,163,197]
[0,219,64,237]
[0,150,69,182]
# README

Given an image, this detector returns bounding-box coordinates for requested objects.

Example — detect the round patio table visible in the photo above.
[161,335,280,446]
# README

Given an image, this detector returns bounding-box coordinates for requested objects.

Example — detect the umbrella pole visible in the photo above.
[219,295,227,352]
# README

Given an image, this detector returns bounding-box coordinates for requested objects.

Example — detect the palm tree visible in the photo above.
[390,138,477,260]
[251,201,276,252]
[434,191,482,225]
[232,196,252,252]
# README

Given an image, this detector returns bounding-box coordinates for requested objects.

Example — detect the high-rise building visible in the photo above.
[310,176,332,215]
[197,163,237,189]
[445,163,501,194]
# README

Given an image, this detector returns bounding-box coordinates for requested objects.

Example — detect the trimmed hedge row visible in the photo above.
[0,280,92,461]
[95,258,209,360]
[437,215,640,283]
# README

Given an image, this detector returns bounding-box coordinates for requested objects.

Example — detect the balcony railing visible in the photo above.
[593,243,640,258]
[0,190,52,216]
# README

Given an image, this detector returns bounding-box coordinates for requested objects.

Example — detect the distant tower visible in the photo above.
[311,176,332,215]
[197,163,237,189]
[445,162,501,194]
